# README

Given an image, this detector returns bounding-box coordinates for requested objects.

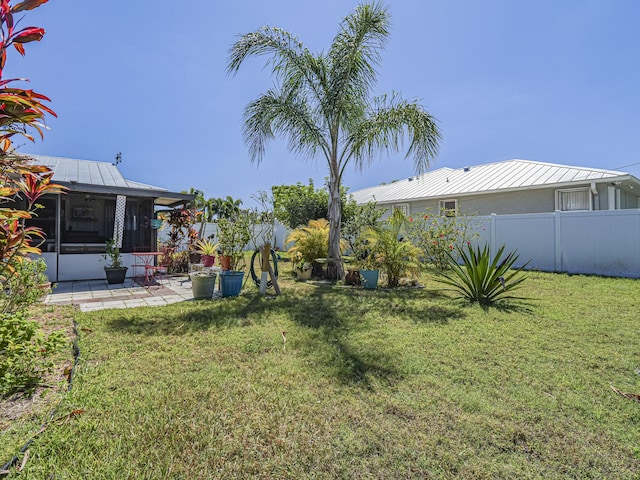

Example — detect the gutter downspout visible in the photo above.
[590,182,598,210]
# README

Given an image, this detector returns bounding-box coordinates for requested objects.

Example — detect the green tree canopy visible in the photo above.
[272,179,357,229]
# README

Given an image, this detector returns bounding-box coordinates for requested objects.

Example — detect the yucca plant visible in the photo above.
[436,243,529,305]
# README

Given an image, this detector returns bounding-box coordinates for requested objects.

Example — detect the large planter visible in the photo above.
[190,272,217,299]
[104,266,128,284]
[296,265,312,281]
[220,270,244,297]
[359,269,379,290]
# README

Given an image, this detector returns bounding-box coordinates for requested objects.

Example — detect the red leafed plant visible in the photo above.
[0,0,66,286]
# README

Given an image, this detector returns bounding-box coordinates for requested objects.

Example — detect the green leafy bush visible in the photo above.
[285,218,331,267]
[0,311,65,397]
[404,209,479,270]
[0,258,50,314]
[436,243,529,305]
[363,210,422,288]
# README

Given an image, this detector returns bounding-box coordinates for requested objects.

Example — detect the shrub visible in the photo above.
[404,210,478,270]
[285,218,331,267]
[0,258,50,314]
[0,311,65,397]
[164,250,189,274]
[363,210,422,288]
[436,243,529,305]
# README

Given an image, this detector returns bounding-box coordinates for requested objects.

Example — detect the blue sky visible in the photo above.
[9,0,640,205]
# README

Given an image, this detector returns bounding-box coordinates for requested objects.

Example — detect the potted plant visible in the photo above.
[216,213,251,296]
[291,252,313,281]
[103,238,128,284]
[194,238,217,267]
[343,202,383,287]
[354,239,379,289]
[361,210,422,288]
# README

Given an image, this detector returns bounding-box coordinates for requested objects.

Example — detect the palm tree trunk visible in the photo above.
[327,169,344,280]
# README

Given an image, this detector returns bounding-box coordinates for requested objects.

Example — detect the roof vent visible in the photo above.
[463,166,471,172]
[408,177,413,181]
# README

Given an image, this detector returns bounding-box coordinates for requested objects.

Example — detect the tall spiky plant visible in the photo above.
[227,3,440,280]
[436,243,530,305]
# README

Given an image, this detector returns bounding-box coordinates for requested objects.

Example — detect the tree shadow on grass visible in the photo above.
[104,296,264,336]
[282,285,464,389]
[102,283,466,389]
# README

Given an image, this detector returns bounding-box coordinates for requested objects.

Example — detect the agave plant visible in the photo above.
[437,243,529,305]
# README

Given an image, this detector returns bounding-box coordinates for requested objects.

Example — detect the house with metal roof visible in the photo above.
[350,159,640,217]
[21,155,195,282]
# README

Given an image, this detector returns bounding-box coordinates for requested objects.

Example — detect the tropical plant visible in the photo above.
[194,238,217,256]
[102,238,123,268]
[159,206,198,257]
[215,212,251,271]
[362,209,422,287]
[436,243,529,305]
[0,0,68,399]
[342,200,383,257]
[212,196,243,220]
[227,2,441,280]
[285,218,332,269]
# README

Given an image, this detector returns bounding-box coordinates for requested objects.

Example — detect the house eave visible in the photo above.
[55,181,195,206]
[367,176,637,206]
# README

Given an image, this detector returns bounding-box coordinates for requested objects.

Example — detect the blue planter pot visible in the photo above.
[220,271,244,297]
[360,269,379,289]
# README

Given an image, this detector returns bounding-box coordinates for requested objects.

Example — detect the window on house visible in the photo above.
[392,203,409,216]
[556,188,591,211]
[439,199,458,217]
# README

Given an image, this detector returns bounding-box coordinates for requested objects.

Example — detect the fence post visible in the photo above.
[554,211,562,272]
[490,213,497,257]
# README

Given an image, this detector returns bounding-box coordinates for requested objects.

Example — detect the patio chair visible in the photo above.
[145,248,171,286]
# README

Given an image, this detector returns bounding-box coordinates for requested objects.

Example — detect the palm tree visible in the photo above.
[227,2,440,279]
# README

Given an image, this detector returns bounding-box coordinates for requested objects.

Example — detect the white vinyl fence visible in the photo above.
[158,221,291,251]
[473,209,640,278]
[158,211,640,278]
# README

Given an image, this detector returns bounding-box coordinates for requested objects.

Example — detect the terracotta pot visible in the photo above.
[219,255,232,271]
[345,270,361,286]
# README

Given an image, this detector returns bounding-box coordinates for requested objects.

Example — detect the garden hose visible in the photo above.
[249,249,279,288]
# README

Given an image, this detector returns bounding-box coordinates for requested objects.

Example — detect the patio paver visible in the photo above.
[44,275,201,312]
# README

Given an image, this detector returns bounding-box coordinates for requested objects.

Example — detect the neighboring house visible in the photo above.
[20,155,195,282]
[349,159,640,217]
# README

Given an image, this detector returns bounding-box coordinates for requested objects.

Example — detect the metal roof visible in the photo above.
[25,154,194,206]
[350,159,637,204]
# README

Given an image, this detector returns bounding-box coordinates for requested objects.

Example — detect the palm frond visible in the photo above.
[227,26,326,109]
[326,3,390,129]
[242,89,328,164]
[346,93,441,174]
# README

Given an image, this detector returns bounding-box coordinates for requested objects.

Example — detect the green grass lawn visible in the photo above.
[3,271,640,478]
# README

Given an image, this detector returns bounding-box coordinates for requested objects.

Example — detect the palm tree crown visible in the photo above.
[227,2,441,279]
